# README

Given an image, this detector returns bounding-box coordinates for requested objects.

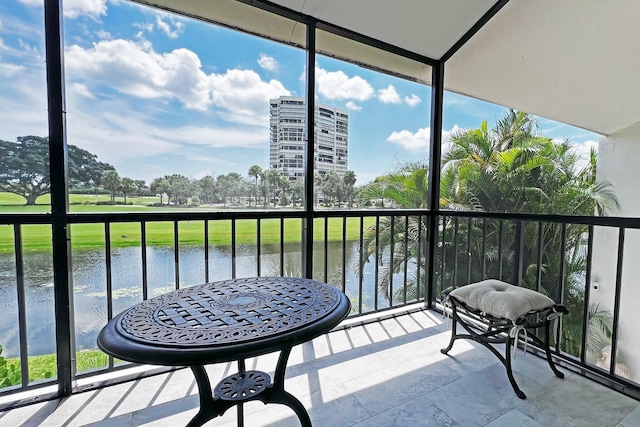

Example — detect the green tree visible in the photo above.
[290,181,304,207]
[322,171,343,207]
[196,175,217,205]
[68,144,115,191]
[134,180,149,196]
[360,111,618,357]
[0,136,115,204]
[150,177,169,205]
[314,172,324,207]
[165,174,192,205]
[101,170,121,203]
[119,177,137,204]
[248,165,262,206]
[343,170,357,208]
[279,176,291,207]
[265,169,282,207]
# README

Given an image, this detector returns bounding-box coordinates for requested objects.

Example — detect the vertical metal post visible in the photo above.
[453,218,459,287]
[302,18,316,279]
[323,217,329,282]
[14,226,29,387]
[256,219,262,276]
[173,221,180,289]
[45,0,74,397]
[279,218,285,276]
[427,61,444,308]
[141,222,148,300]
[204,220,209,283]
[482,219,487,279]
[358,216,364,313]
[580,225,594,363]
[513,221,524,286]
[389,216,395,307]
[416,215,423,301]
[374,216,380,311]
[341,216,347,293]
[231,219,237,279]
[610,228,625,375]
[403,216,409,303]
[536,222,543,292]
[466,217,472,284]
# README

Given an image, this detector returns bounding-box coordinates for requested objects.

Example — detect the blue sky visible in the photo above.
[1,0,599,186]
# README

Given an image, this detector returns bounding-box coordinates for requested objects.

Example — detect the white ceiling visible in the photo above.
[445,0,640,135]
[136,0,640,135]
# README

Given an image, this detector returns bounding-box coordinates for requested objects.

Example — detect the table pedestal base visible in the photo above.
[187,347,311,427]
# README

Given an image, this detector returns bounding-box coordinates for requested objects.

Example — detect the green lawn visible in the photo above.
[2,349,111,387]
[0,193,376,253]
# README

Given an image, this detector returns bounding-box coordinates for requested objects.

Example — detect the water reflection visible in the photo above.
[0,241,409,358]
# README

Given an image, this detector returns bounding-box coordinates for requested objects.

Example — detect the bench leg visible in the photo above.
[440,315,458,355]
[544,319,565,379]
[505,335,527,399]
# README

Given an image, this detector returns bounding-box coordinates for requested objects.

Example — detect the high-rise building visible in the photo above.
[269,96,349,182]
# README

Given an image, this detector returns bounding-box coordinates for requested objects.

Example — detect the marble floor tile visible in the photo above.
[484,409,543,427]
[518,373,638,427]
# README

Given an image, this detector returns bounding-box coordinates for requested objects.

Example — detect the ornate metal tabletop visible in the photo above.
[97,277,350,427]
[98,276,350,365]
[116,276,343,348]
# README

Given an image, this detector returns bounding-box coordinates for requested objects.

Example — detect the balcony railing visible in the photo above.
[1,209,639,408]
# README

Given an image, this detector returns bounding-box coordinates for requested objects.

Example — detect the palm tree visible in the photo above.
[150,177,169,205]
[343,170,357,208]
[248,165,262,206]
[119,177,137,204]
[360,161,430,300]
[361,110,618,358]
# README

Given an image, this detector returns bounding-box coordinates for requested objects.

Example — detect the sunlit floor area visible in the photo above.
[2,309,639,427]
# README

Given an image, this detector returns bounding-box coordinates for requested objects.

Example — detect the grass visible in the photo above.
[0,193,378,253]
[3,349,110,387]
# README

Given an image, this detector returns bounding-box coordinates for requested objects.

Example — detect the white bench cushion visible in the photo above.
[449,279,556,322]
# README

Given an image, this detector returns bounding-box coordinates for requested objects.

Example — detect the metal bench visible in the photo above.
[441,279,568,399]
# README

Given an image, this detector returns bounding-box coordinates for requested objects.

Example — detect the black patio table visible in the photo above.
[97,276,350,427]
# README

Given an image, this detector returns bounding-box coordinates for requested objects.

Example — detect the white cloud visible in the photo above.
[69,82,95,99]
[64,39,290,123]
[95,29,112,40]
[133,22,154,33]
[19,0,108,19]
[156,16,184,39]
[345,101,362,111]
[0,63,24,77]
[377,85,401,104]
[404,94,422,107]
[209,70,290,125]
[386,125,463,153]
[387,127,430,151]
[315,67,374,101]
[258,54,278,71]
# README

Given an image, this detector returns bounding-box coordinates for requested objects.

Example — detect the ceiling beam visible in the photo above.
[441,0,509,62]
[236,0,438,67]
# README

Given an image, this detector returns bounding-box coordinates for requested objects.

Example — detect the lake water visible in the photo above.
[0,241,399,358]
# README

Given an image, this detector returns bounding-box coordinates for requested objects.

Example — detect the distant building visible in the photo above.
[269,96,349,182]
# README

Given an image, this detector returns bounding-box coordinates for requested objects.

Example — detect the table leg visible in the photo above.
[188,350,312,427]
[187,365,236,427]
[258,346,312,427]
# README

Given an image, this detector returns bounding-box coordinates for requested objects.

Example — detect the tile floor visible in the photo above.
[1,309,638,426]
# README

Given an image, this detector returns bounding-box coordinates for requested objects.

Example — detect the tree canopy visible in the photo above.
[0,136,115,205]
[359,110,619,358]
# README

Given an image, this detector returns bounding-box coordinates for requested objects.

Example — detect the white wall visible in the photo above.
[591,120,640,380]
